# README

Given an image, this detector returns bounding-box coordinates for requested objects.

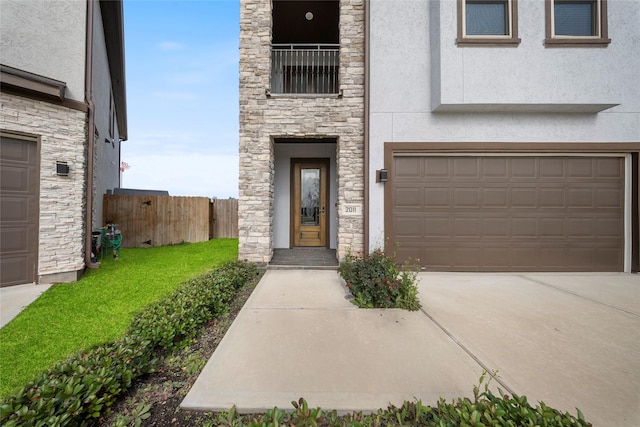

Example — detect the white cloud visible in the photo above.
[157,41,185,51]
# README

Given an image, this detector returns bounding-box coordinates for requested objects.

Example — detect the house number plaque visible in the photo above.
[342,204,361,216]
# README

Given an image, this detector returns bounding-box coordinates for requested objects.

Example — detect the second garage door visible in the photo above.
[1,135,39,286]
[388,156,625,272]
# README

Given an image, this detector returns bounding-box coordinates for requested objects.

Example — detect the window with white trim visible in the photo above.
[457,0,520,46]
[545,0,610,46]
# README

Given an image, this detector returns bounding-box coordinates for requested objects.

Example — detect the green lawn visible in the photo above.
[0,239,238,398]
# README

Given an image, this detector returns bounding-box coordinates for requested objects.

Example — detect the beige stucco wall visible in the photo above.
[1,93,87,282]
[238,0,365,263]
[0,0,87,102]
[91,0,123,230]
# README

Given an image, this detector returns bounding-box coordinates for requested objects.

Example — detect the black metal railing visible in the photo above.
[271,44,339,94]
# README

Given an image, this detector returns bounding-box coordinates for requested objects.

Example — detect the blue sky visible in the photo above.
[122,0,239,198]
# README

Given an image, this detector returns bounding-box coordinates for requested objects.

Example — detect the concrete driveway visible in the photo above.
[0,283,52,328]
[182,270,640,427]
[417,273,640,427]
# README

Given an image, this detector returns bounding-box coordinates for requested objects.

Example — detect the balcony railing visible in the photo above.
[271,44,339,94]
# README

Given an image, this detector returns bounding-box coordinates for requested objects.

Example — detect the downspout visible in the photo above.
[85,0,99,268]
[363,0,370,256]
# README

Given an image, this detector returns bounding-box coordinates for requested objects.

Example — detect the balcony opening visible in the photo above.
[271,0,339,94]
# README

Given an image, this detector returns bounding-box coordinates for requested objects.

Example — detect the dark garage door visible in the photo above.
[389,156,625,272]
[1,135,39,286]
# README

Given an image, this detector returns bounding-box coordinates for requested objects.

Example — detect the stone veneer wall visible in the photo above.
[0,93,87,282]
[238,0,365,263]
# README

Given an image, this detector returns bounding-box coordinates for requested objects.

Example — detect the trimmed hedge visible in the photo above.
[0,261,257,427]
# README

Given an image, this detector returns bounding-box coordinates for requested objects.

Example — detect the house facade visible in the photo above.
[239,0,365,263]
[0,0,127,286]
[240,0,639,272]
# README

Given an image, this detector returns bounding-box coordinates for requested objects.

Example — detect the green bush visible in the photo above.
[129,261,256,350]
[376,373,591,427]
[209,375,591,426]
[0,261,257,427]
[338,248,421,310]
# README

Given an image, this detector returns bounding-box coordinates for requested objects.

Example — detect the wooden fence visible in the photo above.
[209,198,238,239]
[103,195,238,248]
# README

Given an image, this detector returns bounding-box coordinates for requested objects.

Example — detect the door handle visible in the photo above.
[320,206,326,214]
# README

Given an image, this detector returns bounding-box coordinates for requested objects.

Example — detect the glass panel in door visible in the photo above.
[293,160,327,247]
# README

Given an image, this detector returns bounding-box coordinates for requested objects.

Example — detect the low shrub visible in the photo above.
[129,260,257,350]
[377,373,591,426]
[210,374,591,426]
[338,248,420,310]
[0,261,257,427]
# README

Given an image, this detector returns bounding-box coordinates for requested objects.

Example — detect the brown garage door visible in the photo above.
[1,135,39,286]
[389,156,625,272]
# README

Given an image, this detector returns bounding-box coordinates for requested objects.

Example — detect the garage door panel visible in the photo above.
[511,158,537,178]
[424,188,449,207]
[394,216,423,239]
[538,248,566,268]
[481,157,508,178]
[510,248,541,268]
[395,157,421,178]
[453,158,480,178]
[568,188,594,207]
[595,218,623,238]
[1,227,30,252]
[539,158,566,178]
[511,217,538,238]
[395,187,423,207]
[1,166,32,192]
[567,158,594,177]
[540,218,565,238]
[597,158,623,178]
[416,247,450,268]
[453,188,480,207]
[596,248,623,268]
[483,218,509,238]
[566,248,595,268]
[0,140,32,162]
[424,157,449,177]
[482,188,508,207]
[568,218,594,238]
[454,217,479,237]
[390,155,624,272]
[511,188,537,207]
[424,217,450,237]
[596,188,623,208]
[0,256,33,286]
[482,248,512,268]
[539,188,565,208]
[1,196,29,221]
[453,246,482,268]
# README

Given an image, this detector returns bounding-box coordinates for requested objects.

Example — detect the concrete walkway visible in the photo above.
[0,283,52,328]
[181,271,640,426]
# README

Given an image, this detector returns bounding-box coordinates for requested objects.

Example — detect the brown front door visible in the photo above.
[292,159,328,247]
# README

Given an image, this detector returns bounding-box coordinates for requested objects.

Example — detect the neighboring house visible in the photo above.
[1,0,127,286]
[240,0,639,272]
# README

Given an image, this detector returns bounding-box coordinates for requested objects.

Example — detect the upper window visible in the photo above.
[457,0,520,46]
[545,0,610,46]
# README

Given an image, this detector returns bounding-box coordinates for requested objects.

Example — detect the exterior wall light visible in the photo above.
[56,161,70,176]
[376,169,388,183]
